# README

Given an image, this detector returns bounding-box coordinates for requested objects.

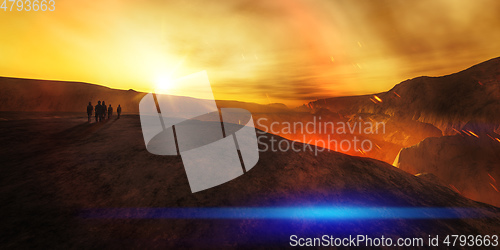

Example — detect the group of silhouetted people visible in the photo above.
[87,101,121,123]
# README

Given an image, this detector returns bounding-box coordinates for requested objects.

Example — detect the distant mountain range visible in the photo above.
[3,57,499,135]
[0,77,289,114]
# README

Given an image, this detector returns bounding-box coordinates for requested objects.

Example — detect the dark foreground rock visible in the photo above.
[0,113,498,248]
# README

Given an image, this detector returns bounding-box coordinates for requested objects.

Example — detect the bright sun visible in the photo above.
[154,75,175,93]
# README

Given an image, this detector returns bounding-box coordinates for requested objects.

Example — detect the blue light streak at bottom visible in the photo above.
[79,207,492,220]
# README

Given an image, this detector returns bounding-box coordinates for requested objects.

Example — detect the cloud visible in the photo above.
[1,0,499,106]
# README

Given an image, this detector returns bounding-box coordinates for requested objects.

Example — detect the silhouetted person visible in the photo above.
[102,101,107,120]
[87,102,93,123]
[107,105,113,119]
[117,104,122,119]
[95,101,102,122]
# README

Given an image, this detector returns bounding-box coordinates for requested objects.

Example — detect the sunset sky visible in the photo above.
[1,0,500,106]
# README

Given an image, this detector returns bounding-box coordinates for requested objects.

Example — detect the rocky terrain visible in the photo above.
[394,130,500,207]
[309,57,500,135]
[1,56,499,220]
[308,57,500,207]
[0,113,498,248]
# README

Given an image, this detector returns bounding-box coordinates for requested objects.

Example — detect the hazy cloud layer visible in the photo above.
[1,0,499,106]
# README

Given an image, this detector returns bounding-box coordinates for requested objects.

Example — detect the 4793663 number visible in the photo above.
[443,235,498,247]
[1,0,55,11]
